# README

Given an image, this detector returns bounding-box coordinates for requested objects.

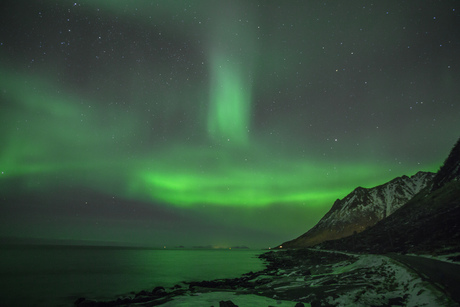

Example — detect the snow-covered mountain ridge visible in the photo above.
[314,137,460,255]
[282,171,435,248]
[337,171,434,221]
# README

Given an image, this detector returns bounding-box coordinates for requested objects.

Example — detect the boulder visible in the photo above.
[73,297,98,306]
[152,286,166,297]
[135,290,149,297]
[219,300,238,307]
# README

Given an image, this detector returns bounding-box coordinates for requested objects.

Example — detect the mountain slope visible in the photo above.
[316,137,460,255]
[317,180,460,254]
[432,137,460,191]
[282,171,435,248]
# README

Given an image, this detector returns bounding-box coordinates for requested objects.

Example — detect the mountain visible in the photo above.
[431,137,460,191]
[282,171,435,248]
[313,137,460,255]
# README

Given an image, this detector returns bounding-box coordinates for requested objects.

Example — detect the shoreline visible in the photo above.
[75,249,458,306]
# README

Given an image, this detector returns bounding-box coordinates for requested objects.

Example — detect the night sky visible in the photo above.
[1,1,459,249]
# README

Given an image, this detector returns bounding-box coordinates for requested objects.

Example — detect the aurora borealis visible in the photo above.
[1,1,459,248]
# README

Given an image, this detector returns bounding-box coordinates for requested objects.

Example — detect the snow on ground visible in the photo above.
[324,254,452,307]
[126,250,457,306]
[161,291,307,306]
[261,249,457,306]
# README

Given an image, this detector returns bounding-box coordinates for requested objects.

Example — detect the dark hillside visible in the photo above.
[432,138,460,191]
[317,137,460,256]
[317,181,460,255]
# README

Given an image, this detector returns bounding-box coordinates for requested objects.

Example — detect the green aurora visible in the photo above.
[1,1,459,247]
[0,68,386,207]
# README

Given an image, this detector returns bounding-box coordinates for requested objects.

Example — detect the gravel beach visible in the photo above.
[75,248,456,306]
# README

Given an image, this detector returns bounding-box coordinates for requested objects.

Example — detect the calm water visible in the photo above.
[0,245,266,306]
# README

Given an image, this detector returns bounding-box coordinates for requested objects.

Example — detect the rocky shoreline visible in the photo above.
[74,249,455,306]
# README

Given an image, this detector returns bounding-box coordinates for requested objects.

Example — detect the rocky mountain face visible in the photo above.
[432,138,460,191]
[317,180,460,255]
[315,137,460,255]
[282,171,435,248]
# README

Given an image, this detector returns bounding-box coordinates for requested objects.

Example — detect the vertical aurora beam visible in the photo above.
[205,1,257,146]
[207,53,251,145]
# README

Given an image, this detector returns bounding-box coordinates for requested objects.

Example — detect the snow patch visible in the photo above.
[161,291,307,306]
[324,254,451,307]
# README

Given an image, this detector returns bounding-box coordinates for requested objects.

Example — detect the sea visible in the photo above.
[0,245,266,306]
